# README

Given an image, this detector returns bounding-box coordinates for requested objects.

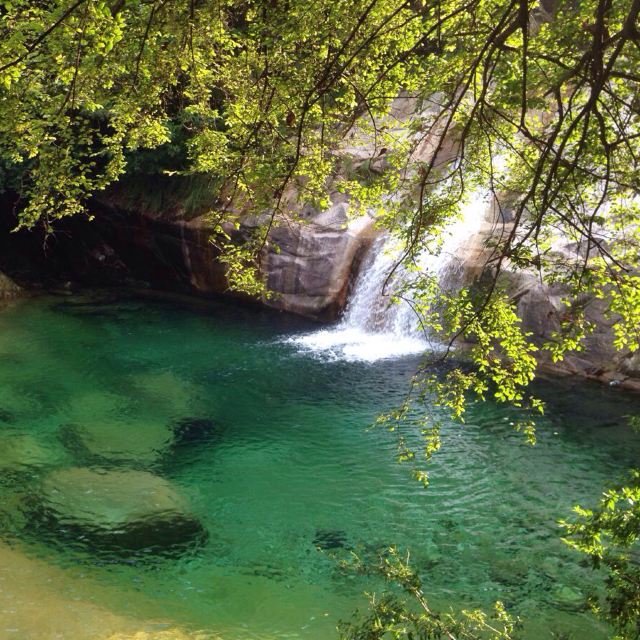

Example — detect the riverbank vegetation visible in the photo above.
[1,0,639,638]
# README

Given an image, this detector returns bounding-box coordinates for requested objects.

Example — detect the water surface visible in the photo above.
[0,293,638,640]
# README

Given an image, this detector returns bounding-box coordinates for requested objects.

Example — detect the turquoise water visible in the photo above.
[0,293,638,639]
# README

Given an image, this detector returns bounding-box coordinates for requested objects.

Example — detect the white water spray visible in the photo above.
[289,193,489,362]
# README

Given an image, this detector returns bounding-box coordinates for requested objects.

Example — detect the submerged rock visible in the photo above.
[0,386,43,421]
[53,300,121,319]
[313,529,350,550]
[552,584,586,611]
[35,467,206,554]
[62,391,135,436]
[0,433,66,475]
[172,417,223,446]
[52,295,142,320]
[130,372,199,418]
[540,555,562,579]
[489,557,529,588]
[60,419,174,465]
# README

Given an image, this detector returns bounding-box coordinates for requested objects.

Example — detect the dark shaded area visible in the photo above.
[172,417,224,447]
[313,529,351,551]
[0,190,230,301]
[0,409,15,423]
[532,376,640,432]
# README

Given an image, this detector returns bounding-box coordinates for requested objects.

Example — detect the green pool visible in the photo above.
[0,293,637,640]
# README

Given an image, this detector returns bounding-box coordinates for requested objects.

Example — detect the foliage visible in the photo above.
[0,0,428,246]
[1,0,638,373]
[338,548,519,640]
[562,471,640,640]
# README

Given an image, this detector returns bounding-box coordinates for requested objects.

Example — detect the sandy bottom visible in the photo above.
[0,543,216,640]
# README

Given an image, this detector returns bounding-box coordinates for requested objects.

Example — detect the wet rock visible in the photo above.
[264,206,377,321]
[453,198,640,389]
[35,467,206,554]
[63,192,377,322]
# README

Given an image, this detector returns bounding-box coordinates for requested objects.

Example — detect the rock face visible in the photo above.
[0,194,377,321]
[35,467,206,554]
[0,95,435,322]
[454,199,640,390]
[1,187,636,387]
[0,271,21,299]
[263,200,377,319]
[500,271,640,389]
[0,96,635,388]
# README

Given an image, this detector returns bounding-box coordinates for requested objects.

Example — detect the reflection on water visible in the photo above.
[0,293,638,640]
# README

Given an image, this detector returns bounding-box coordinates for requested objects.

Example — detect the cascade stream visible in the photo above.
[290,193,488,361]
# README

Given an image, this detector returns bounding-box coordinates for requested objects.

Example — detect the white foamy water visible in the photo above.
[291,326,427,362]
[289,193,488,362]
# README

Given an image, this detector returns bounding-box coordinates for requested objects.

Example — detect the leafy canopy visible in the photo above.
[1,0,638,405]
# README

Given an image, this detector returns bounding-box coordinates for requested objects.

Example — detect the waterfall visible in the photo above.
[289,193,488,362]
